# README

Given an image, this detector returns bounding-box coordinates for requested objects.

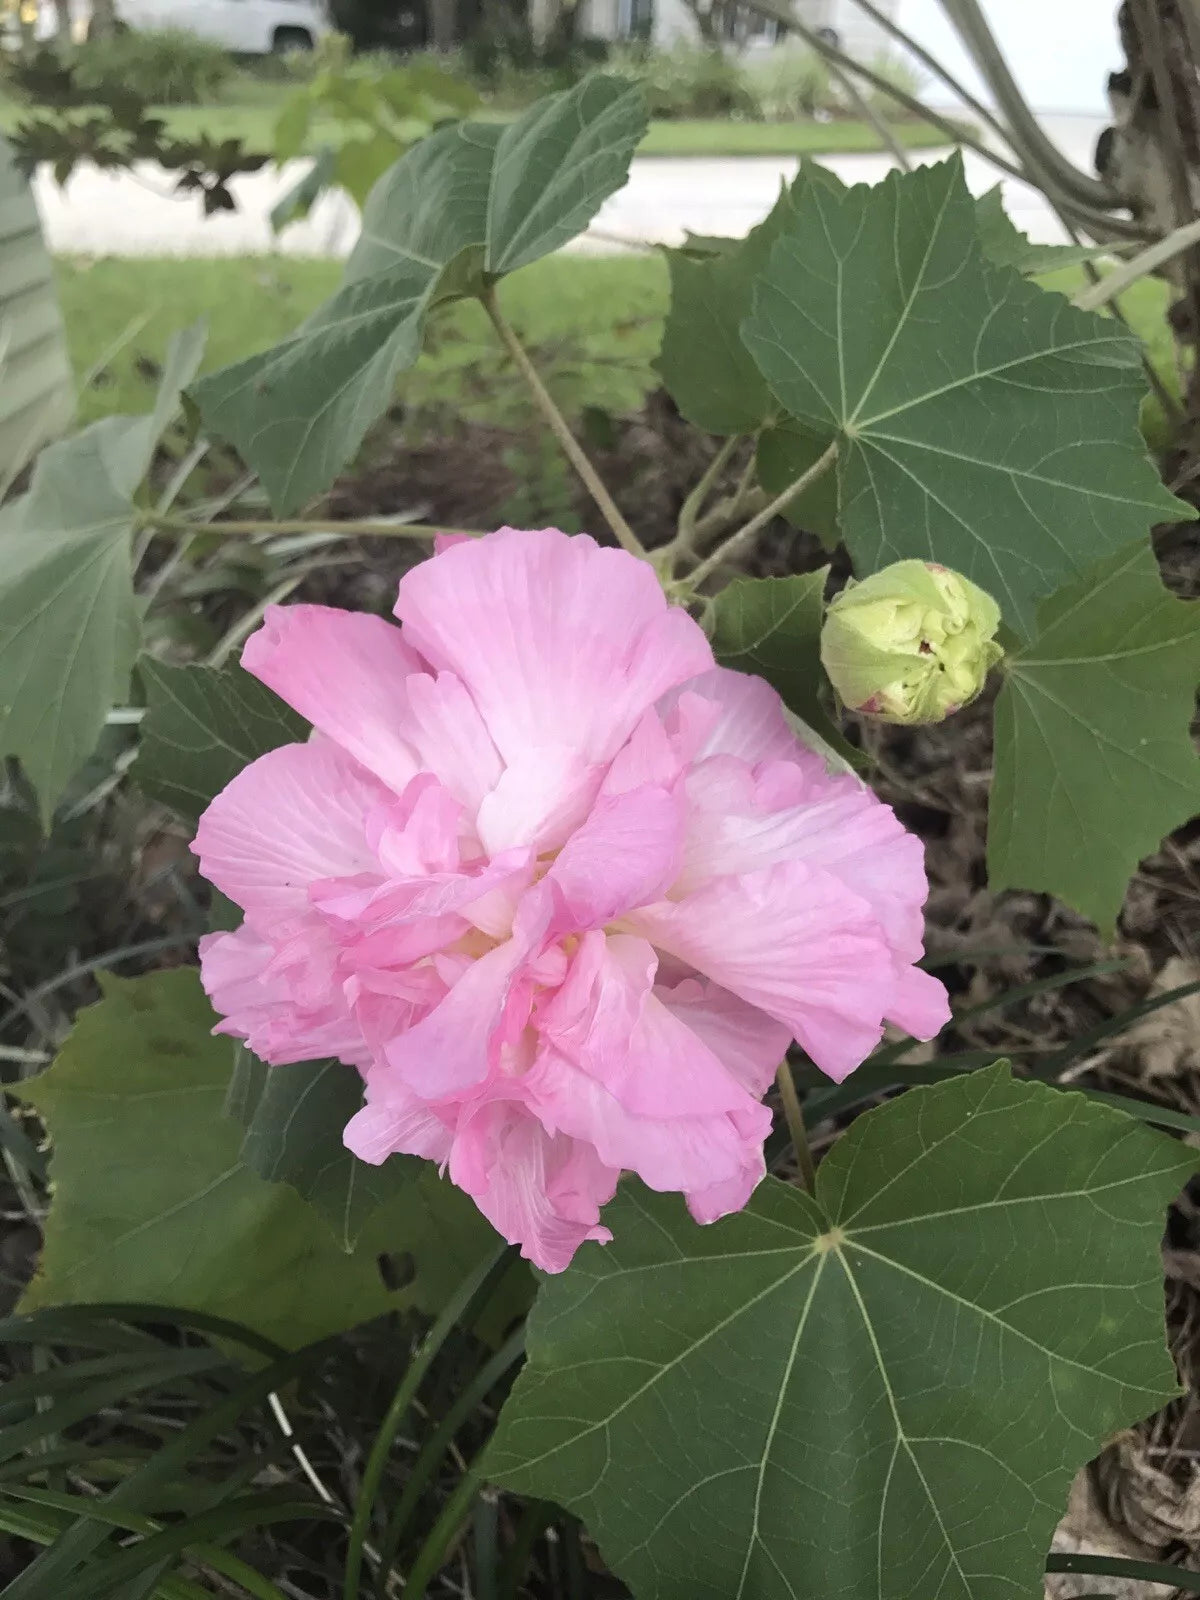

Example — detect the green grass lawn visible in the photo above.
[637,116,955,157]
[54,252,1174,455]
[56,252,669,429]
[0,69,956,158]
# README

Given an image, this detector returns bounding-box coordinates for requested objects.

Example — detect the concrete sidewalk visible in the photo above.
[31,113,1107,258]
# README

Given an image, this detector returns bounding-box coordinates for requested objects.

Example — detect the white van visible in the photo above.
[44,0,333,53]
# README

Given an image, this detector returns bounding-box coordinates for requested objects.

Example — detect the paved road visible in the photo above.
[31,113,1108,257]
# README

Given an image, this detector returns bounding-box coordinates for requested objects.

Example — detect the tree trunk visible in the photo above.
[1098,0,1200,432]
[52,0,71,39]
[87,0,119,38]
[426,0,457,50]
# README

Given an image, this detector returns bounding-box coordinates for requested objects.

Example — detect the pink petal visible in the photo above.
[679,756,930,960]
[656,977,792,1098]
[401,672,503,815]
[383,932,536,1100]
[313,848,533,930]
[394,527,713,768]
[448,1095,617,1272]
[344,1076,454,1165]
[242,604,424,794]
[528,1046,770,1200]
[686,1163,765,1225]
[198,926,367,1068]
[193,741,387,929]
[475,744,603,856]
[887,962,952,1039]
[368,776,464,878]
[548,785,683,931]
[626,862,894,1082]
[538,933,757,1118]
[600,711,683,795]
[661,666,823,770]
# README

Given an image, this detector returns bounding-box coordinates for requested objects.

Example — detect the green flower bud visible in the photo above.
[820,560,1003,725]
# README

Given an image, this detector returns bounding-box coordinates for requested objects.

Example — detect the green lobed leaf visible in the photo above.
[0,325,205,822]
[657,185,794,436]
[490,1064,1193,1600]
[989,540,1200,934]
[711,569,858,765]
[657,162,844,441]
[742,157,1186,637]
[973,186,1114,276]
[191,75,647,515]
[754,418,841,544]
[136,657,306,823]
[0,133,74,487]
[13,969,510,1347]
[229,1054,413,1253]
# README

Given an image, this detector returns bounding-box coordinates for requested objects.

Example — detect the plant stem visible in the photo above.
[693,459,764,545]
[825,51,913,172]
[775,1061,816,1194]
[937,0,1113,209]
[480,285,647,560]
[684,438,838,589]
[135,512,482,540]
[741,0,1028,183]
[845,0,1011,145]
[669,434,744,563]
[1073,215,1200,312]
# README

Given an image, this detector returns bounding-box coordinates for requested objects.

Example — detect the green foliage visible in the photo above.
[990,541,1200,934]
[269,39,478,223]
[658,186,792,435]
[0,322,203,821]
[13,969,506,1346]
[973,185,1115,276]
[0,134,73,485]
[741,157,1185,637]
[2,70,1199,1594]
[73,28,232,105]
[490,1066,1193,1599]
[609,44,757,119]
[191,72,647,514]
[227,1052,413,1251]
[744,46,832,120]
[711,569,857,763]
[137,658,306,823]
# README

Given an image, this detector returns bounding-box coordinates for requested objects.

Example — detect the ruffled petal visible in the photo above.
[660,666,824,770]
[400,672,504,815]
[475,745,602,856]
[679,756,930,960]
[537,933,756,1118]
[887,962,952,1040]
[383,933,534,1100]
[343,1076,454,1165]
[242,604,424,794]
[548,786,683,932]
[655,976,792,1098]
[625,862,894,1082]
[528,1046,770,1201]
[448,1096,617,1272]
[193,741,388,929]
[394,527,713,768]
[198,926,367,1068]
[686,1162,765,1225]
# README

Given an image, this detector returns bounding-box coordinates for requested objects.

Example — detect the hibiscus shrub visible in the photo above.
[3,71,1200,1600]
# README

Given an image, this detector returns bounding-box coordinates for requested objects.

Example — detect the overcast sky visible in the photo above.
[894,0,1123,115]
